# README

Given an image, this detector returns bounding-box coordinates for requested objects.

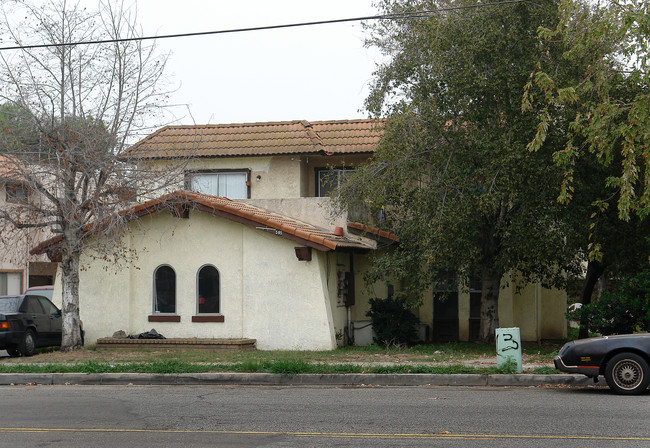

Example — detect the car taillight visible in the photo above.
[0,321,10,330]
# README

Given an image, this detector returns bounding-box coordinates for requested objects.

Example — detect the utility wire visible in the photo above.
[0,0,529,51]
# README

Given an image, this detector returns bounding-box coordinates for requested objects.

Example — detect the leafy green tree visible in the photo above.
[573,271,650,335]
[524,0,650,221]
[337,0,582,342]
[523,0,650,336]
[551,149,650,337]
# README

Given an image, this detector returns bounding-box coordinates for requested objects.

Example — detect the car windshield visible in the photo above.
[0,296,22,312]
[25,288,53,300]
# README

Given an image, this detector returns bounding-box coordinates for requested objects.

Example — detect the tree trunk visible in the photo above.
[479,274,501,343]
[60,235,83,351]
[578,260,605,339]
[478,212,503,344]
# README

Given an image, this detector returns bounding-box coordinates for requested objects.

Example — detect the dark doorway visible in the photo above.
[433,292,459,341]
[469,276,482,341]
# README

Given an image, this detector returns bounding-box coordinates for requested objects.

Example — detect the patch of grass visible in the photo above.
[408,342,492,356]
[0,339,567,374]
[0,360,510,375]
[237,359,264,373]
[263,359,315,375]
[532,366,558,375]
[368,364,482,374]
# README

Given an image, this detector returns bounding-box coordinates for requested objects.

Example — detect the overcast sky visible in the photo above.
[134,0,381,127]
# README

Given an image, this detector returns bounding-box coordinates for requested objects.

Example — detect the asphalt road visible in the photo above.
[1,384,649,447]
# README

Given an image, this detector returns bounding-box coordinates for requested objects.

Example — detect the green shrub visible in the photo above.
[573,271,650,335]
[497,357,519,374]
[366,297,419,346]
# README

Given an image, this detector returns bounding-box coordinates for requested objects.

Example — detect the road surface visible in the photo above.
[1,384,648,447]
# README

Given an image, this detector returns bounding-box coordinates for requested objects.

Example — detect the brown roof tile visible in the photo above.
[31,190,374,258]
[347,222,398,242]
[124,119,383,159]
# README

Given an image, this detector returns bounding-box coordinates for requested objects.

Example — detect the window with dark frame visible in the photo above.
[187,171,249,199]
[197,265,220,314]
[154,265,176,314]
[0,272,21,295]
[316,168,356,197]
[5,182,29,203]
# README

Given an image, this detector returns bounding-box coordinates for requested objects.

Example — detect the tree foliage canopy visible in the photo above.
[523,0,650,221]
[572,271,650,335]
[336,0,583,341]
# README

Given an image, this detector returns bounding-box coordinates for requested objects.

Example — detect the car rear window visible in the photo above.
[0,296,22,312]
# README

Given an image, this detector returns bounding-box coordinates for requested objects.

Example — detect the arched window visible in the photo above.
[197,265,220,314]
[154,265,176,313]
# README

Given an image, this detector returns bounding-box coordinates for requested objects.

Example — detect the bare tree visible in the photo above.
[0,0,181,351]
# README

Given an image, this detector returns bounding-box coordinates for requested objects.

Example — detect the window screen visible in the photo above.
[189,172,248,199]
[0,272,21,295]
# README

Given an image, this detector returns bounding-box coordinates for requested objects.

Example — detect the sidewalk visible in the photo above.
[0,371,599,387]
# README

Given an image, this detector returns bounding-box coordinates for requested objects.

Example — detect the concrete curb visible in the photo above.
[0,372,598,387]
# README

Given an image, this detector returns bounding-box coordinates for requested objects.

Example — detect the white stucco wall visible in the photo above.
[57,208,338,350]
[241,229,336,350]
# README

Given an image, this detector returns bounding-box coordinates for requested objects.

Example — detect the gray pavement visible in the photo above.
[0,371,599,387]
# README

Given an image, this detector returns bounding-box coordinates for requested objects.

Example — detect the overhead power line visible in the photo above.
[0,0,529,52]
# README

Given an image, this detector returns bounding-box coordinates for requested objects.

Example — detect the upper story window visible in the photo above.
[5,182,30,204]
[0,272,21,295]
[316,168,355,197]
[187,171,249,199]
[154,265,176,314]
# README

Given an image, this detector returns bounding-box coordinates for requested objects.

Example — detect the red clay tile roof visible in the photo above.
[347,222,398,242]
[124,119,383,159]
[31,190,375,258]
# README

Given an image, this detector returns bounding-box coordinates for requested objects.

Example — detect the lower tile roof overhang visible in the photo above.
[30,190,375,261]
[347,222,398,246]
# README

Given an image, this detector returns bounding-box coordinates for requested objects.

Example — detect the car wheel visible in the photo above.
[6,347,20,357]
[605,352,650,395]
[19,329,36,357]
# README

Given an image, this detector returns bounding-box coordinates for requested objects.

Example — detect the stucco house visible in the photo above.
[0,155,57,294]
[33,119,567,349]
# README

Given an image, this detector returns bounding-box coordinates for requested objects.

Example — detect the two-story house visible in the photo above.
[33,119,567,349]
[0,155,57,294]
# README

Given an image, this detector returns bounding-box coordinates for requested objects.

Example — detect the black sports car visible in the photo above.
[0,294,64,357]
[554,334,650,394]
